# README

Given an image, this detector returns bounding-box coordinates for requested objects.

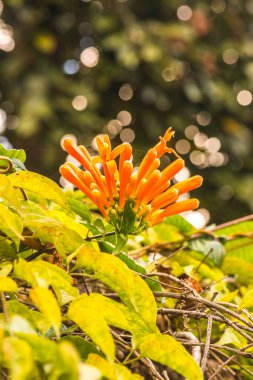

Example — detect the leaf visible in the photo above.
[68,295,116,361]
[0,277,17,292]
[75,245,157,332]
[0,144,26,163]
[118,253,162,291]
[239,289,253,310]
[214,220,253,237]
[0,239,17,260]
[0,174,20,209]
[61,336,102,360]
[3,337,35,380]
[0,203,23,248]
[188,236,225,266]
[222,257,253,284]
[11,158,27,172]
[67,197,92,223]
[163,215,196,236]
[216,327,247,348]
[79,363,101,380]
[48,209,89,238]
[86,353,144,380]
[9,171,67,207]
[28,260,79,304]
[121,199,136,234]
[29,287,62,337]
[113,233,128,255]
[139,333,203,380]
[57,341,80,380]
[224,237,253,262]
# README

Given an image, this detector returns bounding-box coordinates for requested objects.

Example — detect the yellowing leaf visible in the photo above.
[48,209,89,238]
[0,203,23,248]
[75,245,157,332]
[68,295,115,361]
[0,174,20,209]
[0,277,17,292]
[3,337,35,380]
[29,287,61,337]
[86,354,143,380]
[139,334,203,380]
[239,289,253,310]
[9,171,67,207]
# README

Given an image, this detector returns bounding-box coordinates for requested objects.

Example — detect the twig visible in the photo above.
[85,231,116,241]
[201,315,213,373]
[210,214,253,232]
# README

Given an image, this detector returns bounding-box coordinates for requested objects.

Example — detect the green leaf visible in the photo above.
[0,203,23,249]
[61,336,102,360]
[67,197,92,223]
[0,240,17,260]
[9,171,67,207]
[0,144,26,163]
[224,237,253,262]
[48,209,89,238]
[0,277,17,292]
[3,337,35,380]
[121,199,136,234]
[113,233,128,255]
[214,220,253,237]
[239,289,253,310]
[216,327,247,348]
[29,287,62,337]
[75,245,157,332]
[68,294,116,361]
[118,252,162,291]
[139,333,203,380]
[163,215,196,236]
[11,158,27,172]
[188,236,225,266]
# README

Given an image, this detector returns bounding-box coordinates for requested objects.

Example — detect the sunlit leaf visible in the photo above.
[75,245,157,331]
[3,337,35,380]
[0,203,23,248]
[29,287,62,337]
[0,276,17,292]
[139,333,203,380]
[9,171,67,207]
[68,295,115,361]
[216,327,247,348]
[0,174,20,209]
[86,353,143,380]
[239,289,253,310]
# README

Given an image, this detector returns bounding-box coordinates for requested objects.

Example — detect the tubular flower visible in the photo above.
[60,128,203,234]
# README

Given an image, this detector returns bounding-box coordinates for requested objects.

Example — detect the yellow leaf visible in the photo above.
[139,333,203,380]
[239,289,253,310]
[9,171,67,207]
[75,245,157,333]
[0,277,17,292]
[0,203,23,248]
[29,287,61,337]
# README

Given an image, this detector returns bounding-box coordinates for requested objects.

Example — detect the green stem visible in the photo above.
[85,231,116,241]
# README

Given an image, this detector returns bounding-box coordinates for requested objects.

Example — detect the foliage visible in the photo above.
[0,148,252,379]
[1,0,253,223]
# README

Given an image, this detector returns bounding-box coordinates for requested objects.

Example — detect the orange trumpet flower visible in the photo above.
[60,128,203,234]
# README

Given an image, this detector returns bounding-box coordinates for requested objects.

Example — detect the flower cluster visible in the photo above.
[60,128,203,234]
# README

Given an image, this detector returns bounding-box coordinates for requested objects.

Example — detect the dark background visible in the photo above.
[0,0,253,225]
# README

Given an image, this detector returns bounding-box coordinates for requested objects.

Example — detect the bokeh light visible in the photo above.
[80,47,99,67]
[117,110,132,126]
[177,5,193,21]
[185,125,199,140]
[63,59,79,75]
[120,128,135,143]
[175,139,191,155]
[236,90,252,106]
[119,84,133,101]
[222,49,239,65]
[72,95,88,111]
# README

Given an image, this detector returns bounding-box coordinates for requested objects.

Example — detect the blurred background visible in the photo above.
[0,0,253,227]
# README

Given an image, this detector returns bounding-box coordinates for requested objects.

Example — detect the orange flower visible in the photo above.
[60,128,203,234]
